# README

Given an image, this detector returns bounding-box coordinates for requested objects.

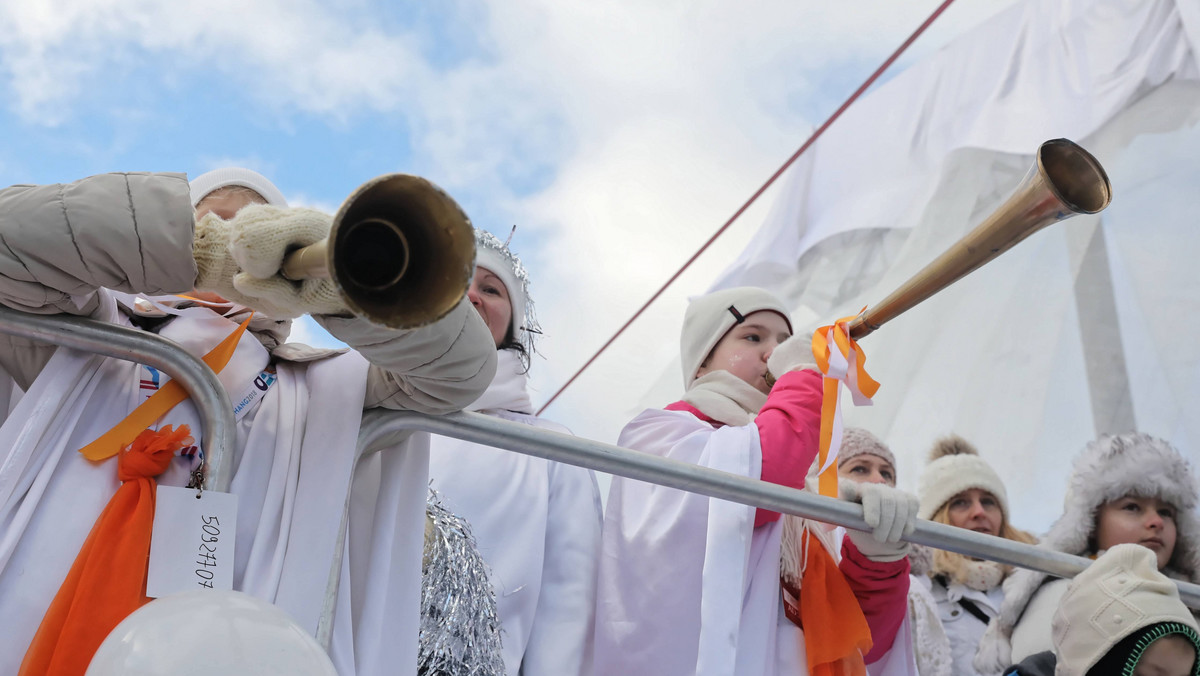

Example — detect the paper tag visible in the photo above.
[147,485,238,598]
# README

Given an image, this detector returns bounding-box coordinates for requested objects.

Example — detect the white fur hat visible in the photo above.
[917,435,1009,521]
[1052,544,1200,676]
[837,428,897,471]
[473,228,533,348]
[974,433,1200,675]
[189,168,288,208]
[680,287,791,388]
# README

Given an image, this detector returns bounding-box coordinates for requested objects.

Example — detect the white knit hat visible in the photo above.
[680,287,791,388]
[189,168,288,208]
[917,435,1009,521]
[974,433,1200,675]
[473,228,534,349]
[837,428,897,471]
[1052,543,1200,676]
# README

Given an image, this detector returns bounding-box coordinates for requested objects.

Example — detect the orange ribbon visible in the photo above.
[21,425,194,676]
[810,311,880,497]
[78,313,252,461]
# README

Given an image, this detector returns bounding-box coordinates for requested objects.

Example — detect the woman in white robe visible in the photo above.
[594,286,919,676]
[0,169,497,676]
[427,229,603,676]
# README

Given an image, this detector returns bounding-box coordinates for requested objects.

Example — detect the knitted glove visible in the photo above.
[839,478,918,562]
[767,333,819,377]
[193,205,348,318]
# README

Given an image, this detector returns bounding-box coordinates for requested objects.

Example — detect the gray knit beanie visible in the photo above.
[837,428,897,471]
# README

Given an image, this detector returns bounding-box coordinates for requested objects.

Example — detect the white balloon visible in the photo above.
[86,590,337,676]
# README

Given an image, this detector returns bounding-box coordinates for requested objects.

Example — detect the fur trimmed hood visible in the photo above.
[973,433,1200,675]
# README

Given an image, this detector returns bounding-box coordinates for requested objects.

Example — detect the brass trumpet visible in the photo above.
[280,174,476,329]
[845,138,1111,339]
[764,139,1111,389]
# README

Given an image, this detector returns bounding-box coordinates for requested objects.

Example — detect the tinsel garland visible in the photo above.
[419,489,506,676]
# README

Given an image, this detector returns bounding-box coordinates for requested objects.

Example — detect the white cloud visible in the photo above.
[0,0,1022,476]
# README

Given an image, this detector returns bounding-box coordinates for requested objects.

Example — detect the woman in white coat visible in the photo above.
[974,433,1200,675]
[427,229,603,676]
[911,435,1037,676]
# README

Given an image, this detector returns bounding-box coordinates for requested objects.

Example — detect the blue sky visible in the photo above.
[0,0,1019,439]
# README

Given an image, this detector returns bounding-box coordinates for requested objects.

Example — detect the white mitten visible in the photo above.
[226,204,331,278]
[767,333,819,378]
[192,205,348,318]
[232,273,347,319]
[193,212,241,302]
[839,479,918,562]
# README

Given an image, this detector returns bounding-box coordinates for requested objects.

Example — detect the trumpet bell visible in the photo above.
[329,174,475,329]
[845,138,1111,339]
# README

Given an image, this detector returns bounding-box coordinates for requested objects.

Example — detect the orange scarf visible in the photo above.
[784,529,872,676]
[22,311,251,675]
[20,425,193,676]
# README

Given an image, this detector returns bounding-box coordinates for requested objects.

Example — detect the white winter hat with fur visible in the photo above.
[917,435,1009,521]
[680,287,791,389]
[974,433,1200,675]
[189,168,289,208]
[1045,433,1199,577]
[1052,543,1200,676]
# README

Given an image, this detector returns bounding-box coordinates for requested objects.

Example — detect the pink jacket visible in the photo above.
[666,368,909,663]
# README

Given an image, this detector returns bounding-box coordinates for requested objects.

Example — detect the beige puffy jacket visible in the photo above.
[0,171,497,413]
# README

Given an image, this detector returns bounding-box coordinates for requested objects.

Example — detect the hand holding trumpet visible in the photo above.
[194,205,348,319]
[195,174,476,328]
[764,333,820,389]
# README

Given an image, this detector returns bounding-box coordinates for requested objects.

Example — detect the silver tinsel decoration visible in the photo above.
[420,488,506,676]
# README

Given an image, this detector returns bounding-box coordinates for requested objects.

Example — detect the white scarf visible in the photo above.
[682,370,767,426]
[679,370,826,592]
[467,349,532,415]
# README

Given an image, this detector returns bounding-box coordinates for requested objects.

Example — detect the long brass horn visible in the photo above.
[846,138,1112,339]
[280,174,476,329]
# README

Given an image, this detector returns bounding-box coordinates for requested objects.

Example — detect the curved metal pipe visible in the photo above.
[0,306,235,492]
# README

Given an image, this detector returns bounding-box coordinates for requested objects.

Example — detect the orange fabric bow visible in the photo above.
[21,425,193,676]
[810,312,880,497]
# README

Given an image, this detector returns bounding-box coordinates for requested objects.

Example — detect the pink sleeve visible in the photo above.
[752,369,822,527]
[839,538,911,664]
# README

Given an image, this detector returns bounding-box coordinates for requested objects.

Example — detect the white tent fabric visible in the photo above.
[708,0,1200,533]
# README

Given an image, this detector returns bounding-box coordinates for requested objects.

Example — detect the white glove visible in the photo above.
[839,479,918,562]
[767,333,820,378]
[193,205,348,319]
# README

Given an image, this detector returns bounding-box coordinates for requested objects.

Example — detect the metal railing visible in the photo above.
[0,306,236,492]
[3,307,1198,630]
[343,409,1200,610]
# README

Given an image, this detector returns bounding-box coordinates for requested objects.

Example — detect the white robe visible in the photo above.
[428,350,603,676]
[0,293,427,676]
[595,408,918,676]
[595,407,807,676]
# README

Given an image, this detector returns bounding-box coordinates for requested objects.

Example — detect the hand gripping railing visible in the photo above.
[321,407,1200,636]
[3,307,1197,635]
[0,306,235,491]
